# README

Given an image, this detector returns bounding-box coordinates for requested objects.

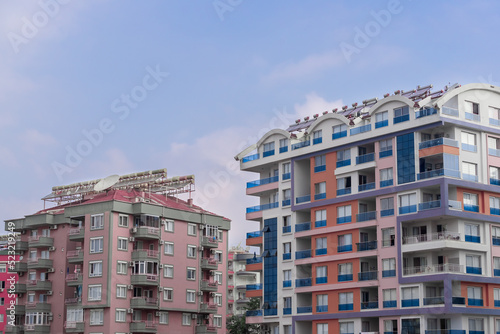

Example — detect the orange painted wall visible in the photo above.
[246,289,263,298]
[457,187,484,213]
[312,288,361,313]
[311,228,359,258]
[312,258,360,285]
[310,152,337,202]
[419,145,459,157]
[462,282,489,307]
[246,236,262,247]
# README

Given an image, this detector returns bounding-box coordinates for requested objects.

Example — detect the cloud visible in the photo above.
[294,92,343,119]
[87,148,135,178]
[263,50,344,83]
[0,146,19,168]
[20,129,58,154]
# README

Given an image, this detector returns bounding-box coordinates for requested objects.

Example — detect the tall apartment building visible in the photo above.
[6,169,230,334]
[236,83,500,334]
[227,246,261,316]
[0,239,20,334]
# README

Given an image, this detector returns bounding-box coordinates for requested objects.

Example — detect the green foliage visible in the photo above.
[226,298,261,334]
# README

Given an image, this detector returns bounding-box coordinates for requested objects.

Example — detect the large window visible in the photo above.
[491,197,500,215]
[117,261,127,275]
[90,214,104,230]
[338,263,353,281]
[466,255,481,274]
[164,265,173,278]
[263,142,275,157]
[159,312,169,324]
[383,288,397,307]
[187,224,197,236]
[279,138,288,153]
[314,155,326,172]
[187,267,196,280]
[315,182,326,200]
[316,266,327,284]
[313,130,322,145]
[338,234,352,252]
[464,193,479,212]
[337,205,351,224]
[340,322,354,334]
[66,309,83,323]
[380,197,394,217]
[88,285,102,301]
[163,288,173,301]
[90,237,103,254]
[375,111,388,128]
[380,168,393,187]
[164,220,174,232]
[465,224,480,243]
[164,242,174,255]
[89,261,102,277]
[90,309,103,325]
[115,309,126,322]
[382,228,395,247]
[399,193,417,214]
[186,290,196,303]
[382,258,396,277]
[182,313,191,326]
[317,323,328,334]
[394,106,409,123]
[316,237,327,255]
[118,215,128,227]
[337,149,351,164]
[462,162,478,182]
[317,294,328,312]
[465,101,480,120]
[402,287,419,307]
[461,132,477,152]
[214,315,222,327]
[338,292,353,310]
[187,245,197,258]
[333,124,347,139]
[117,237,128,251]
[469,318,484,332]
[116,285,127,298]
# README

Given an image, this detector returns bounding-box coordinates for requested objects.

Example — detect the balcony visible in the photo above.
[130,274,159,286]
[337,188,351,196]
[423,296,444,305]
[133,226,160,240]
[375,119,388,128]
[295,222,310,232]
[246,310,262,317]
[337,244,352,253]
[200,279,218,292]
[14,305,25,315]
[336,159,351,168]
[403,232,461,244]
[65,297,82,305]
[356,211,376,222]
[201,258,219,270]
[26,301,51,313]
[358,182,375,192]
[246,283,262,291]
[415,107,437,118]
[465,112,480,122]
[66,274,82,286]
[380,179,393,187]
[13,283,26,294]
[418,169,461,180]
[358,271,377,281]
[68,227,85,241]
[67,250,83,263]
[246,231,262,239]
[295,249,311,259]
[419,137,459,149]
[21,325,51,333]
[291,140,310,150]
[28,236,54,248]
[12,262,27,272]
[129,321,157,333]
[15,240,28,252]
[442,106,459,116]
[64,322,85,333]
[379,149,392,158]
[196,325,217,334]
[361,301,378,310]
[401,299,419,307]
[356,152,375,164]
[296,195,311,204]
[242,153,259,163]
[28,258,53,269]
[131,297,158,309]
[132,249,160,261]
[403,263,464,276]
[297,306,312,313]
[295,278,312,287]
[199,302,218,314]
[419,200,441,211]
[350,124,371,135]
[201,236,219,248]
[246,202,279,213]
[5,326,25,334]
[246,176,279,189]
[27,280,52,291]
[399,205,417,215]
[356,241,377,251]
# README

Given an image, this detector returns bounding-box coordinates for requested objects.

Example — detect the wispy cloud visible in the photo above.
[20,129,58,154]
[294,92,343,119]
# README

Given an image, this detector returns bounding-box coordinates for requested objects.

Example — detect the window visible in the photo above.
[187,224,196,236]
[116,285,126,298]
[66,309,83,323]
[380,168,393,187]
[282,162,291,179]
[466,255,482,274]
[283,216,291,233]
[384,320,398,333]
[317,294,328,312]
[215,272,222,284]
[0,297,3,305]
[159,311,169,324]
[467,286,482,306]
[115,309,126,322]
[182,313,191,326]
[263,142,275,157]
[469,318,484,332]
[283,269,292,286]
[399,193,417,214]
[394,106,409,123]
[314,154,326,172]
[314,182,326,200]
[187,245,196,258]
[215,293,222,306]
[379,139,393,155]
[316,266,327,284]
[316,237,327,255]
[117,261,127,275]
[336,177,351,196]
[89,261,102,277]
[214,315,222,327]
[490,166,500,183]
[380,197,394,217]
[163,288,173,301]
[164,265,173,278]
[339,292,353,310]
[118,215,128,227]
[88,285,102,301]
[164,242,174,255]
[333,124,347,139]
[382,258,396,277]
[462,162,478,182]
[340,322,354,334]
[279,138,288,153]
[90,309,103,325]
[490,106,500,124]
[337,149,351,164]
[375,111,389,128]
[0,264,6,273]
[465,101,480,118]
[382,228,395,247]
[495,288,500,305]
[338,262,353,281]
[461,132,477,152]
[495,258,500,276]
[313,130,322,145]
[464,193,479,211]
[402,287,419,306]
[187,267,196,280]
[117,237,128,251]
[164,220,174,232]
[317,323,328,334]
[383,288,397,307]
[90,214,104,230]
[338,234,352,252]
[491,197,500,215]
[465,224,480,243]
[90,237,103,254]
[215,251,223,263]
[337,205,351,224]
[186,290,196,303]
[493,227,500,245]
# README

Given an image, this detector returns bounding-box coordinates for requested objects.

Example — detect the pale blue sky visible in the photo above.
[1,0,499,245]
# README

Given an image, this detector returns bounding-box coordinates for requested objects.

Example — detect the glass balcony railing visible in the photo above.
[423,296,444,305]
[419,200,441,211]
[383,300,397,308]
[292,140,310,150]
[465,235,480,243]
[358,182,375,192]
[282,253,291,261]
[315,276,327,284]
[247,175,279,188]
[356,240,377,251]
[375,120,388,128]
[466,266,482,275]
[316,305,328,312]
[490,118,500,127]
[282,225,291,233]
[382,269,396,277]
[464,204,479,212]
[295,250,311,259]
[283,280,291,288]
[337,244,352,253]
[282,172,291,180]
[401,299,419,307]
[380,179,393,187]
[361,301,378,309]
[399,205,417,215]
[263,149,275,157]
[282,199,291,207]
[295,195,310,204]
[295,222,310,232]
[489,148,500,157]
[264,309,277,316]
[337,188,351,196]
[315,220,326,228]
[491,178,500,186]
[336,159,351,168]
[337,216,352,224]
[279,146,288,153]
[314,193,326,200]
[356,211,376,222]
[283,307,292,315]
[295,278,312,288]
[415,108,437,118]
[296,306,312,313]
[380,208,394,217]
[465,112,480,122]
[314,165,326,173]
[246,257,263,265]
[338,303,354,311]
[350,124,371,135]
[313,137,322,145]
[448,200,462,210]
[493,237,500,246]
[418,169,461,180]
[461,143,477,152]
[452,297,465,305]
[315,248,327,256]
[338,274,353,282]
[246,231,262,239]
[358,271,377,281]
[246,202,279,213]
[379,149,392,158]
[332,131,347,140]
[394,114,410,124]
[246,310,262,317]
[356,152,375,164]
[468,298,483,306]
[242,153,259,163]
[441,106,459,117]
[463,173,478,182]
[419,137,459,149]
[246,284,262,291]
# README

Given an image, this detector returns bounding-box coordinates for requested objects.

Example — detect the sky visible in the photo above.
[1,0,500,247]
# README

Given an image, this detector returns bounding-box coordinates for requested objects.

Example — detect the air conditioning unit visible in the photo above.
[46,291,53,295]
[47,268,55,273]
[209,271,215,276]
[129,237,135,242]
[129,262,134,267]
[191,314,198,319]
[48,247,56,252]
[210,249,216,254]
[155,311,160,317]
[158,287,164,292]
[197,291,203,296]
[210,292,216,297]
[199,225,204,230]
[198,246,204,251]
[127,308,134,314]
[159,240,164,245]
[127,285,133,290]
[159,264,164,269]
[50,225,58,230]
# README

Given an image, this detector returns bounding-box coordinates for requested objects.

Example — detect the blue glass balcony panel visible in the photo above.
[295,195,311,204]
[292,141,310,150]
[263,149,275,157]
[247,175,279,188]
[246,284,262,290]
[382,269,396,277]
[264,309,277,316]
[399,205,417,215]
[332,131,347,140]
[283,280,291,288]
[246,257,262,265]
[315,248,327,256]
[466,266,482,275]
[356,211,376,222]
[493,237,500,246]
[296,306,312,313]
[282,172,291,180]
[358,182,375,192]
[279,146,288,153]
[379,149,393,158]
[336,188,351,196]
[465,112,480,122]
[282,226,291,234]
[356,240,377,251]
[338,303,353,311]
[419,200,441,211]
[313,137,322,145]
[415,108,437,118]
[314,165,326,173]
[356,152,375,164]
[295,278,312,287]
[338,274,353,282]
[246,310,262,317]
[242,153,259,163]
[295,222,310,232]
[315,277,327,284]
[337,216,352,224]
[423,296,444,305]
[316,305,328,312]
[465,235,480,243]
[282,199,291,207]
[282,253,291,261]
[337,244,352,253]
[246,202,279,213]
[489,148,500,157]
[462,143,477,152]
[295,250,311,259]
[441,106,459,116]
[314,193,326,200]
[452,297,465,305]
[336,159,351,168]
[283,307,291,315]
[494,269,500,277]
[419,137,459,149]
[361,301,378,309]
[380,179,393,187]
[383,300,396,308]
[375,120,388,128]
[315,220,326,228]
[468,298,483,306]
[350,124,371,135]
[491,178,500,185]
[490,208,500,215]
[490,118,500,127]
[246,231,262,238]
[394,114,410,124]
[381,209,394,217]
[463,173,478,182]
[401,299,419,307]
[358,271,377,281]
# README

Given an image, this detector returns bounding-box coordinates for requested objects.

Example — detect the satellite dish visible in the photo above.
[94,175,120,192]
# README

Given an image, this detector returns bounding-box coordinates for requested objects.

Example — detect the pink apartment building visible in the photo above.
[5,169,230,334]
[0,247,19,334]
